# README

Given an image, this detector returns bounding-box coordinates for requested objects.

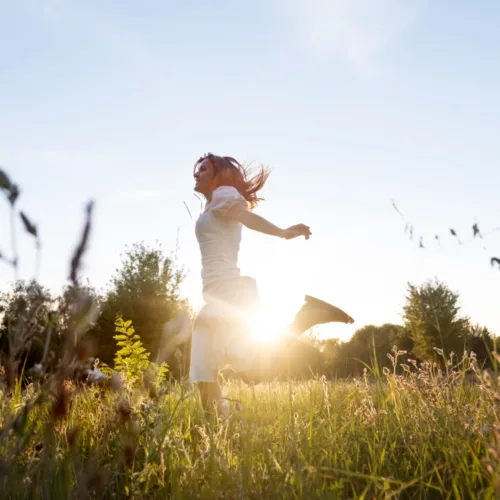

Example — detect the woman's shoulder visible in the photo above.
[210,185,248,214]
[212,185,242,198]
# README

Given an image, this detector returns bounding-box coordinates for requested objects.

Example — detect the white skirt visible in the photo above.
[189,276,261,383]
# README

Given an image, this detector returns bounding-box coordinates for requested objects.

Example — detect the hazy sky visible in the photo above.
[1,0,499,341]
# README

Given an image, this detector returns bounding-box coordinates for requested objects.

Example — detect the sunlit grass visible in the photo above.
[1,352,499,498]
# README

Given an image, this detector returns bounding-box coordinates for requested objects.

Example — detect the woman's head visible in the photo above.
[193,153,270,210]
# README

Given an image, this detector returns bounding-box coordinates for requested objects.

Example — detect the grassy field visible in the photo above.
[0,353,499,499]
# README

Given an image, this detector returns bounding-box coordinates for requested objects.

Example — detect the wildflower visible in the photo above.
[64,380,75,394]
[482,370,492,388]
[31,363,43,378]
[87,367,106,384]
[217,399,229,420]
[141,401,153,412]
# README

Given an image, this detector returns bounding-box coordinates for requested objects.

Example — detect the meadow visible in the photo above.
[0,350,498,499]
[1,169,499,498]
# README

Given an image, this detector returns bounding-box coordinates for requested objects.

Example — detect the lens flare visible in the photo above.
[250,308,286,346]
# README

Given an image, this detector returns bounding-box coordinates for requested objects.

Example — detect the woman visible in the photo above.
[189,153,312,417]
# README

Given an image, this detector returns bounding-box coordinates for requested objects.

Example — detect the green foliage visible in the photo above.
[1,352,499,498]
[322,323,410,377]
[154,361,169,384]
[113,317,150,384]
[403,278,470,359]
[89,242,188,375]
[111,315,170,390]
[57,281,101,333]
[144,360,170,393]
[0,280,61,374]
[1,161,499,497]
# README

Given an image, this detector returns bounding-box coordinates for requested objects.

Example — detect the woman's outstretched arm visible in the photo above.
[227,204,311,240]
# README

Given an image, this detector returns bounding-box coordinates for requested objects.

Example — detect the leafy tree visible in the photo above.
[321,324,409,377]
[320,337,341,369]
[56,281,102,333]
[89,242,188,376]
[464,324,497,368]
[403,279,470,359]
[0,280,59,377]
[282,335,325,379]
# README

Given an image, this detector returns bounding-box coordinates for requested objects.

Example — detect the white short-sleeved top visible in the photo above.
[195,186,248,287]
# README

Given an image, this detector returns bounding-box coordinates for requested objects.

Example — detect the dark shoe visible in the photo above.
[290,295,354,336]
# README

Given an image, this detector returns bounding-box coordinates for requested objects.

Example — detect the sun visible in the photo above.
[250,306,289,346]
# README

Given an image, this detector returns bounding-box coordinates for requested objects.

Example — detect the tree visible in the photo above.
[403,279,470,359]
[464,324,497,368]
[0,280,60,380]
[56,281,102,332]
[321,323,409,378]
[320,337,341,370]
[282,335,325,379]
[89,242,188,376]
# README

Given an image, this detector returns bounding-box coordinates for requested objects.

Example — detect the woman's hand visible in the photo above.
[280,224,311,240]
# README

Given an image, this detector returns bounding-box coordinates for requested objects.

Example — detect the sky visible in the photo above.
[1,0,499,342]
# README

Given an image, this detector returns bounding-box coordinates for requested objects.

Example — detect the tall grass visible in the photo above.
[1,168,498,498]
[0,351,498,498]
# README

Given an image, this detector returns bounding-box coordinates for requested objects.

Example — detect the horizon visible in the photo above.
[1,0,499,341]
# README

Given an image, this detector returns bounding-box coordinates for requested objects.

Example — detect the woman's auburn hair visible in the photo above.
[194,153,270,210]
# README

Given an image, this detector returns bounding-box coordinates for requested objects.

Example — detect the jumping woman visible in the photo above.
[189,153,353,418]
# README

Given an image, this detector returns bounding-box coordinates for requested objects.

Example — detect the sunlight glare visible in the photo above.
[250,307,287,346]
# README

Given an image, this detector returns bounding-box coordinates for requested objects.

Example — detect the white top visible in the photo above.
[195,186,248,287]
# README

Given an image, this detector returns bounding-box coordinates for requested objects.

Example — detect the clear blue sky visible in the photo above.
[1,0,499,340]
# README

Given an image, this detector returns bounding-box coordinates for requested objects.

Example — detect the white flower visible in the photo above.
[86,367,106,384]
[32,363,44,377]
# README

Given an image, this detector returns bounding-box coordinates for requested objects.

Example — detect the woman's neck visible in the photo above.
[204,189,214,203]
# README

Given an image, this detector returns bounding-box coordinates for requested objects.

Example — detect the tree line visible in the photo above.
[1,241,497,383]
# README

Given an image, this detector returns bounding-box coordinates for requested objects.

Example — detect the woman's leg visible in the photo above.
[198,378,227,418]
[190,306,224,417]
[198,381,220,412]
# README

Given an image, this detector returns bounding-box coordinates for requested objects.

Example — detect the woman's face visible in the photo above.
[194,158,215,196]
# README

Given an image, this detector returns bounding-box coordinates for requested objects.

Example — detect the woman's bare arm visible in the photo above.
[227,204,311,240]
